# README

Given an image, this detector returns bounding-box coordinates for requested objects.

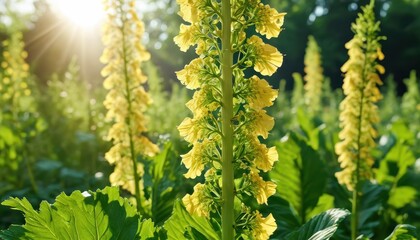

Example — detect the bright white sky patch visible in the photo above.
[48,0,105,28]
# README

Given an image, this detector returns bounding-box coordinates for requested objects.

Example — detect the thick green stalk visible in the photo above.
[120,11,143,214]
[352,35,370,240]
[221,0,234,239]
[352,92,364,239]
[352,155,360,240]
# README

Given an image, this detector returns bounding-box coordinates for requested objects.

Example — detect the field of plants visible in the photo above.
[0,0,419,239]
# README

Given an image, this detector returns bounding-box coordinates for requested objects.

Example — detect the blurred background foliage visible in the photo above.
[1,0,419,92]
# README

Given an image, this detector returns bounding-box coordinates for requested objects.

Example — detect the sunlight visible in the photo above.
[48,0,105,28]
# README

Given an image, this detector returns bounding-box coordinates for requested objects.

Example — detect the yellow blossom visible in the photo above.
[249,110,275,139]
[252,212,277,240]
[256,4,286,39]
[182,183,210,217]
[250,171,276,205]
[335,1,384,191]
[176,0,203,23]
[101,0,158,197]
[110,159,144,194]
[181,140,213,179]
[247,75,278,110]
[186,86,219,118]
[174,24,199,52]
[178,117,205,143]
[253,140,278,172]
[248,36,283,76]
[176,57,204,89]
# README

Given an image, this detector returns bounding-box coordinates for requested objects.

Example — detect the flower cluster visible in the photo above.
[0,32,31,107]
[101,0,158,199]
[0,32,35,171]
[175,0,285,238]
[335,0,385,191]
[303,35,324,115]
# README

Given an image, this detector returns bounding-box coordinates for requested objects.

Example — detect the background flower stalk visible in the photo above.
[334,0,385,238]
[101,0,158,213]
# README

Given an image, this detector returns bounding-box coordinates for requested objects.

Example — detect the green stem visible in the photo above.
[120,8,143,215]
[351,69,364,240]
[351,178,359,240]
[352,34,371,240]
[221,0,234,239]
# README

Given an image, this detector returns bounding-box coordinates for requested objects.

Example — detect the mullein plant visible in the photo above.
[100,0,159,213]
[174,0,285,239]
[303,35,324,116]
[334,0,385,238]
[0,31,39,192]
[401,70,420,133]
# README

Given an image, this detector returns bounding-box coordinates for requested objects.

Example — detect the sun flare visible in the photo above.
[48,0,105,28]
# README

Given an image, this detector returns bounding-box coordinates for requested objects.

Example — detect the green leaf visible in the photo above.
[263,196,300,238]
[388,186,417,209]
[376,121,416,185]
[356,235,371,240]
[270,132,327,223]
[307,194,335,220]
[296,108,320,150]
[164,200,219,240]
[286,208,350,240]
[0,186,155,239]
[149,143,180,225]
[390,120,415,145]
[152,142,171,181]
[385,224,418,240]
[359,182,387,235]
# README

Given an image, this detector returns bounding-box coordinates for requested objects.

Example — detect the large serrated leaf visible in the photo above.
[164,200,219,240]
[270,132,327,223]
[385,224,418,240]
[0,186,155,240]
[286,208,350,240]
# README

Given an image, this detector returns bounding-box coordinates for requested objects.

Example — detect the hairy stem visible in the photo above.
[221,0,234,239]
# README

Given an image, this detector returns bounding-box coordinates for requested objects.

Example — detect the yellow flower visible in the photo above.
[176,0,202,23]
[176,57,204,89]
[252,212,277,240]
[256,4,286,39]
[247,75,278,110]
[182,183,210,217]
[181,140,213,179]
[248,36,283,76]
[110,157,144,194]
[136,136,160,157]
[253,141,278,172]
[335,1,384,191]
[249,110,275,139]
[186,86,218,118]
[250,172,276,205]
[178,117,205,143]
[174,24,199,52]
[101,0,158,196]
